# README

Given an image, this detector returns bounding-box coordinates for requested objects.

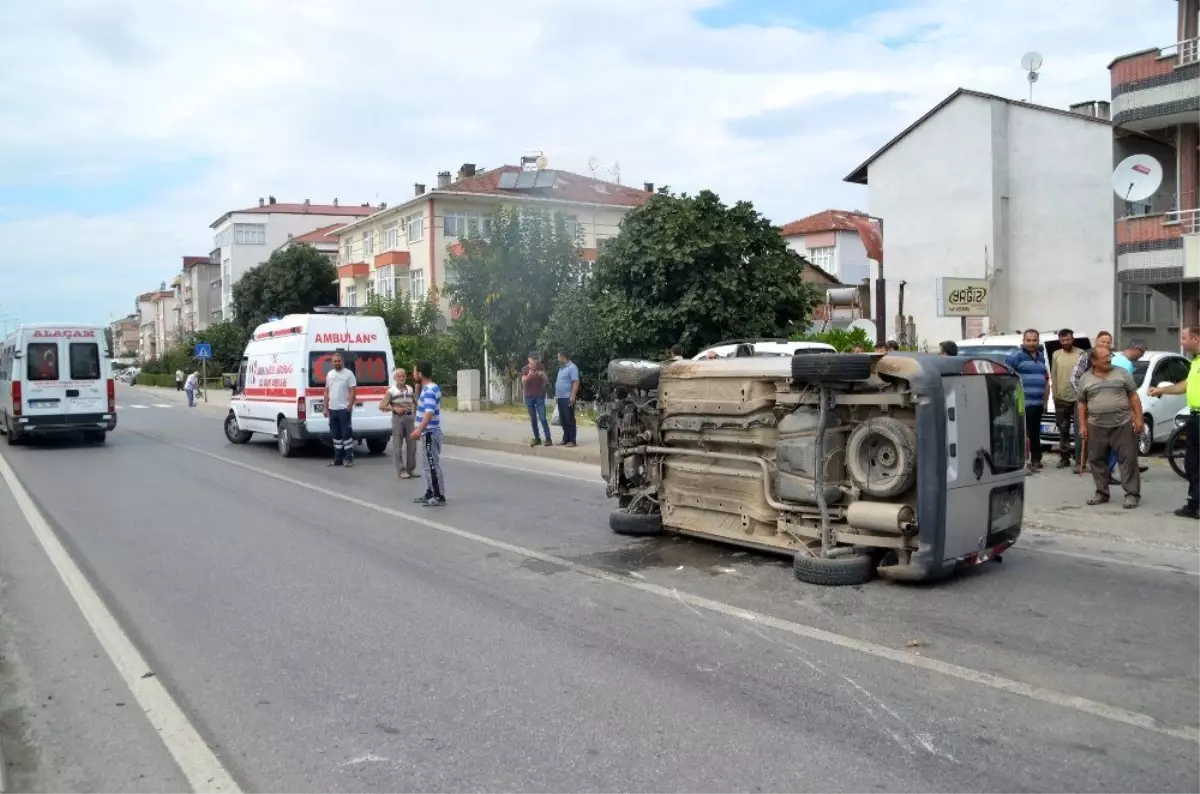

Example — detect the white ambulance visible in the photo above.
[224,313,396,457]
[0,323,115,445]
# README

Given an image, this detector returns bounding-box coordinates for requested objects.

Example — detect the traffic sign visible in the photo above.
[194,343,213,360]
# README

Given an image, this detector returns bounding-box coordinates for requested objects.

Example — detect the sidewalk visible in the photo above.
[131,386,601,465]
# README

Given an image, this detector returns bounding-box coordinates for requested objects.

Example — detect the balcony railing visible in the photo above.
[1167,37,1200,67]
[1165,208,1200,235]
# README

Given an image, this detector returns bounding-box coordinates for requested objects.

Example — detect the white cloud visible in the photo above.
[0,0,1174,324]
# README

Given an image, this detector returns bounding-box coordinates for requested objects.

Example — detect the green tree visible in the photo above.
[590,190,818,357]
[191,320,250,372]
[231,244,338,334]
[362,293,440,337]
[443,207,584,375]
[537,284,610,396]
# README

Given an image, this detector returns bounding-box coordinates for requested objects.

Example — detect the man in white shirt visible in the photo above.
[175,369,184,392]
[323,352,358,467]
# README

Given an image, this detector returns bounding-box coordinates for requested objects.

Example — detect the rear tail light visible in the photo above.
[107,379,116,413]
[297,396,306,421]
[11,382,21,416]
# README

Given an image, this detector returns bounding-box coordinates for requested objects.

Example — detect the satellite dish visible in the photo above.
[535,155,548,170]
[1112,154,1163,202]
[1020,51,1043,72]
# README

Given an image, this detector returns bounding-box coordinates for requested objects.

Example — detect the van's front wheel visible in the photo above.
[277,420,296,458]
[224,412,252,444]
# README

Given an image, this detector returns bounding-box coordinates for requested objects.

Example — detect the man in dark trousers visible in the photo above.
[323,351,357,468]
[555,350,580,448]
[1005,329,1048,472]
[1149,325,1200,519]
[409,360,446,507]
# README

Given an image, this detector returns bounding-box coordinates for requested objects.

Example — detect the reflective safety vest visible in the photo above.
[1188,356,1200,411]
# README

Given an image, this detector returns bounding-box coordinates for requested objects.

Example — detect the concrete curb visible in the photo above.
[441,434,601,466]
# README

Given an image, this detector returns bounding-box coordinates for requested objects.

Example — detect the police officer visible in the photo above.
[1149,325,1200,519]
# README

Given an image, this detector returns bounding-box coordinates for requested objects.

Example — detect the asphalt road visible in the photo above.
[0,385,1196,792]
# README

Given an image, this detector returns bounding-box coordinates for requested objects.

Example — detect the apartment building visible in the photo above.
[135,288,175,361]
[331,163,652,311]
[780,209,873,286]
[1109,0,1200,340]
[274,223,344,262]
[110,315,139,357]
[845,88,1115,343]
[177,255,221,334]
[210,197,378,319]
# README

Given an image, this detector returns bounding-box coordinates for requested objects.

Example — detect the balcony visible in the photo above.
[336,262,369,279]
[1116,212,1186,283]
[1109,38,1200,129]
[373,250,411,268]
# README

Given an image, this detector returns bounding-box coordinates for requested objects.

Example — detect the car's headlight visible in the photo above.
[1176,414,1189,428]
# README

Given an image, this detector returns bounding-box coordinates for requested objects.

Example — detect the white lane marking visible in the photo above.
[152,404,173,409]
[147,433,1199,745]
[128,404,148,409]
[439,453,600,484]
[0,452,241,793]
[1025,544,1199,577]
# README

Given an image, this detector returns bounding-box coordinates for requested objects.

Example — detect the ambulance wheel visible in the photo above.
[224,412,252,444]
[277,420,296,458]
[366,438,389,455]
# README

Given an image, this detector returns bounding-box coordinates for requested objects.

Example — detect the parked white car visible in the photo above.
[692,339,836,359]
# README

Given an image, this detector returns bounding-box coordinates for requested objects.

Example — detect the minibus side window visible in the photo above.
[984,374,1025,474]
[69,343,101,380]
[26,343,59,381]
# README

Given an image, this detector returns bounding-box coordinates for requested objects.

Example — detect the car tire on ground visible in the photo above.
[791,353,874,383]
[224,412,253,444]
[793,551,874,586]
[1137,417,1153,457]
[366,438,389,455]
[87,431,107,444]
[845,417,918,498]
[609,510,663,537]
[608,360,662,391]
[277,419,296,458]
[3,416,22,446]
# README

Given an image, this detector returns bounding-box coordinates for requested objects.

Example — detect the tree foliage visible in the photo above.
[443,207,584,375]
[793,326,873,352]
[590,190,818,357]
[231,243,338,334]
[537,284,610,396]
[362,293,440,337]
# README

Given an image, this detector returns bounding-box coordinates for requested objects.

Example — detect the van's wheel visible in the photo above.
[609,510,663,537]
[87,431,107,444]
[366,438,389,455]
[277,420,296,458]
[793,551,874,586]
[224,412,252,444]
[4,417,21,446]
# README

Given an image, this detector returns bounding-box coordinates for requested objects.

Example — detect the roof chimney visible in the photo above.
[458,163,477,179]
[415,183,426,196]
[1068,100,1111,120]
[304,198,311,207]
[333,198,339,206]
[258,197,265,207]
[268,195,276,204]
[379,202,387,210]
[643,182,654,193]
[437,170,452,188]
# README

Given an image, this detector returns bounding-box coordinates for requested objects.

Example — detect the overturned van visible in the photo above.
[597,353,1026,586]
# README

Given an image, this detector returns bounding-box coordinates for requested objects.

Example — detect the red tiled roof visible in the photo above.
[779,209,870,237]
[181,255,210,270]
[211,202,377,228]
[291,223,346,245]
[438,166,652,208]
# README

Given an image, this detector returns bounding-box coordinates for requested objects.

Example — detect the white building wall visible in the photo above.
[833,229,870,285]
[867,93,1114,344]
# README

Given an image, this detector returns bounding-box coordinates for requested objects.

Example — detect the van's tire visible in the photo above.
[609,510,663,537]
[86,431,107,444]
[3,417,21,446]
[608,360,661,391]
[224,412,253,444]
[366,438,389,455]
[845,418,918,498]
[793,551,874,586]
[277,419,296,458]
[791,353,874,382]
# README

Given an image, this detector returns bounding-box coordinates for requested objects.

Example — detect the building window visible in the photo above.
[564,214,578,239]
[806,245,835,272]
[383,222,399,250]
[363,230,375,256]
[345,285,357,307]
[410,269,425,299]
[406,213,424,242]
[376,264,395,298]
[233,223,266,245]
[444,210,492,239]
[1122,285,1154,326]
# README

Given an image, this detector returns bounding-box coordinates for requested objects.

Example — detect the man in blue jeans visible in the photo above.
[555,349,580,448]
[1005,329,1048,472]
[521,353,552,447]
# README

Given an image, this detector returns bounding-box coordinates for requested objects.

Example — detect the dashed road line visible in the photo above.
[137,429,1200,746]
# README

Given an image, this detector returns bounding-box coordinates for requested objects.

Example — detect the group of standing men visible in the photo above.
[520,351,582,449]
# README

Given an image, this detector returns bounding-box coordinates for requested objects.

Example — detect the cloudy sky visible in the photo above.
[0,0,1175,328]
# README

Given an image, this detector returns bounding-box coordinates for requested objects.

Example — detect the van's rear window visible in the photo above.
[69,343,101,380]
[308,350,390,388]
[26,343,59,381]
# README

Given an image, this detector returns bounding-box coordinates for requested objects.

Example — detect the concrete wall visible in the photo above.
[867,93,1114,344]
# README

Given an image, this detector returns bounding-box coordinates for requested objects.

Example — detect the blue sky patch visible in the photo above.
[0,158,210,217]
[695,0,907,30]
